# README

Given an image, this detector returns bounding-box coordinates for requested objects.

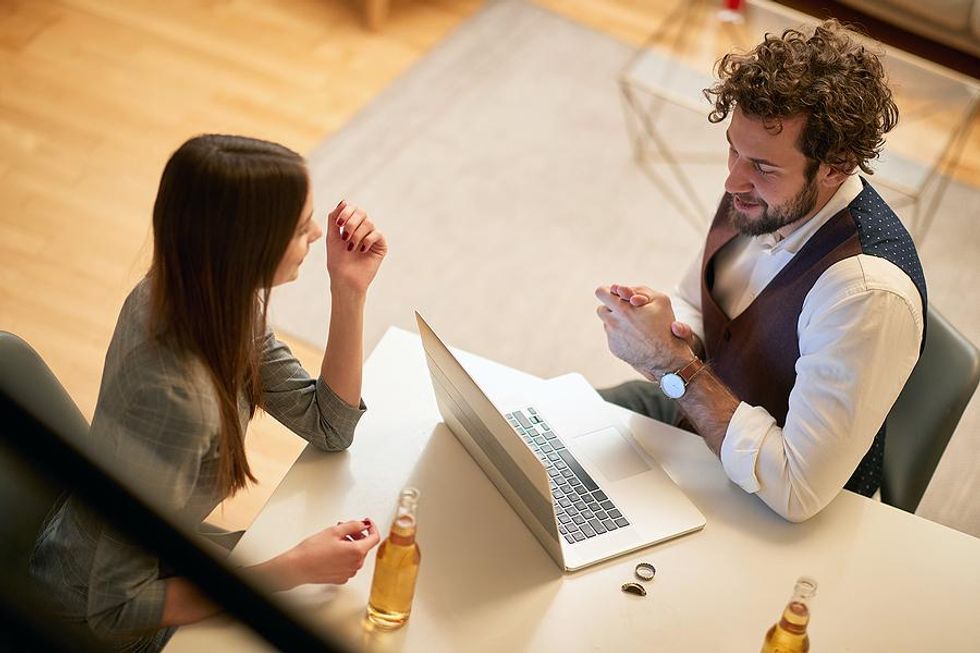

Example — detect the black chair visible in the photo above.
[881,307,980,513]
[0,332,100,651]
[0,331,89,580]
[0,331,347,652]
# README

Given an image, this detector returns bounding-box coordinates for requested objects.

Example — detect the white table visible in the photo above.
[167,327,980,652]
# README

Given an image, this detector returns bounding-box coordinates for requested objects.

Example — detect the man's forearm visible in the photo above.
[675,368,739,455]
[639,363,737,455]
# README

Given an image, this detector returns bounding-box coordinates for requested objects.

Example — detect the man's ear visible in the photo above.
[817,163,851,188]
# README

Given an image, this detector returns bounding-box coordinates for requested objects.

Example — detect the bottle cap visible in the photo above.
[634,562,656,581]
[621,582,647,596]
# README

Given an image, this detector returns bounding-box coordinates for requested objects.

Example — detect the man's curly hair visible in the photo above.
[704,19,898,175]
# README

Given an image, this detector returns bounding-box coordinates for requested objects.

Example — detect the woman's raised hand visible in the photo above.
[326,200,388,295]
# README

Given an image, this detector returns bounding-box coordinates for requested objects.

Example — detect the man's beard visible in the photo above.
[729,176,819,237]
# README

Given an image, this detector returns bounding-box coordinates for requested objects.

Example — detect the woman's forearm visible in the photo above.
[319,284,367,407]
[160,577,220,627]
[160,550,300,627]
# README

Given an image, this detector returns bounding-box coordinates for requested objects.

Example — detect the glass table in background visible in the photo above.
[618,0,980,239]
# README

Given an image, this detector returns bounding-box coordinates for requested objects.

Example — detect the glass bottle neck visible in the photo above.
[778,600,810,635]
[778,577,816,635]
[388,515,416,546]
[388,487,419,546]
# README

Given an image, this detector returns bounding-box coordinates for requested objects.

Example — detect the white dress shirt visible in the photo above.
[671,175,924,521]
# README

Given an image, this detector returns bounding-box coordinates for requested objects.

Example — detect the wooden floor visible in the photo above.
[2,0,978,531]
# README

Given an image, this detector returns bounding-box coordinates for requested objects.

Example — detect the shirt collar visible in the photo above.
[757,174,864,254]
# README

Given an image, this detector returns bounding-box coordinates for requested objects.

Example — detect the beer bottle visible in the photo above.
[367,487,422,629]
[760,577,817,653]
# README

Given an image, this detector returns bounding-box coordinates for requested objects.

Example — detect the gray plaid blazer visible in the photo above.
[30,278,365,651]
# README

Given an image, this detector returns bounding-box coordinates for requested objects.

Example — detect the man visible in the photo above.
[596,20,926,522]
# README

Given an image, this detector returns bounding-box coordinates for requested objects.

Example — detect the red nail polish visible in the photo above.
[341,231,348,240]
[360,245,366,252]
[347,242,353,251]
[337,218,344,226]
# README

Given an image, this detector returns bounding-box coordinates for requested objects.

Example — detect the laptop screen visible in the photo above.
[416,313,564,565]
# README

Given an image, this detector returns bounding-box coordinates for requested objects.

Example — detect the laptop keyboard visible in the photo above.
[505,407,630,544]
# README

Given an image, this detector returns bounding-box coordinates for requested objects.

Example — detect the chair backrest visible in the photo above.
[0,333,347,652]
[0,332,90,576]
[881,307,980,513]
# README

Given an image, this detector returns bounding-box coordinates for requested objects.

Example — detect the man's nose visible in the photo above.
[725,159,753,195]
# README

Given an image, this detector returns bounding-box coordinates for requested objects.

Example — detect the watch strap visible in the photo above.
[676,357,705,385]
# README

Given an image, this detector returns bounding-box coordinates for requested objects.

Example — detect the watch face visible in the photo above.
[660,372,686,399]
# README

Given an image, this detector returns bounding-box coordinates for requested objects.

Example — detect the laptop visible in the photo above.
[416,312,705,572]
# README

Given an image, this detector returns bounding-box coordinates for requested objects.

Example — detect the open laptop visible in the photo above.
[416,312,705,572]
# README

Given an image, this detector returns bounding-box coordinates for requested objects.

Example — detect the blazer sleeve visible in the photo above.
[257,327,366,451]
[83,357,216,639]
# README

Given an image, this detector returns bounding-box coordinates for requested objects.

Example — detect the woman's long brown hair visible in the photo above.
[149,134,308,496]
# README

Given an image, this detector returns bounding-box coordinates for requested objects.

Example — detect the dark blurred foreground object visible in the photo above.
[0,331,95,652]
[0,331,349,653]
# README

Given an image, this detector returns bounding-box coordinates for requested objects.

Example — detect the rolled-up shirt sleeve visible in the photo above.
[719,256,923,522]
[671,244,707,347]
[258,328,366,451]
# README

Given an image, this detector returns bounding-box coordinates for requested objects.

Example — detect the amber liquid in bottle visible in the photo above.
[761,577,817,653]
[367,488,421,630]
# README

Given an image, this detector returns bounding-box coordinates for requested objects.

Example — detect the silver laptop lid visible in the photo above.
[416,312,565,568]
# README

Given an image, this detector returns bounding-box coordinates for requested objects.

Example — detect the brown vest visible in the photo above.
[700,185,927,497]
[701,195,863,424]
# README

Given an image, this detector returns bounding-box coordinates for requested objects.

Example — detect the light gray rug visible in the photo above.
[270,0,980,536]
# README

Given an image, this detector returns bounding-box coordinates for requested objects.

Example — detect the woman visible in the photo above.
[31,134,386,651]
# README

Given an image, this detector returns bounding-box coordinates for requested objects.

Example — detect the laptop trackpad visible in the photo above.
[573,427,650,482]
